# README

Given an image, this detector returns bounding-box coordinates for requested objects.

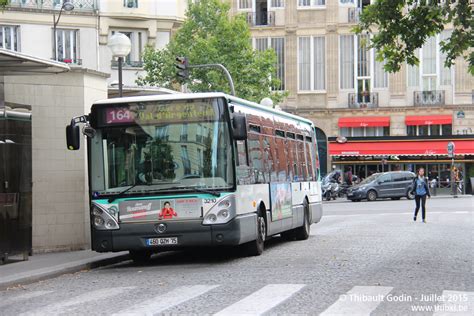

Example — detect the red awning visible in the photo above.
[405,115,452,126]
[338,116,390,128]
[329,139,474,156]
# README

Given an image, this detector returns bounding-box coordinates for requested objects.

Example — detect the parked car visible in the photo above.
[346,171,416,202]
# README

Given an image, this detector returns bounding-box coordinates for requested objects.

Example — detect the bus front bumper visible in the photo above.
[91,213,257,252]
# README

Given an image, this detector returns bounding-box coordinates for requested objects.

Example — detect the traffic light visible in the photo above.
[175,56,189,80]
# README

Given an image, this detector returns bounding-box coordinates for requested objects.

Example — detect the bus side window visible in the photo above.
[297,136,306,181]
[247,135,264,184]
[292,140,299,181]
[263,136,276,182]
[236,140,248,166]
[305,142,313,181]
[236,140,251,184]
[274,136,287,182]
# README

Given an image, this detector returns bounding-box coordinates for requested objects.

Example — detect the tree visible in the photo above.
[355,0,474,75]
[137,0,286,103]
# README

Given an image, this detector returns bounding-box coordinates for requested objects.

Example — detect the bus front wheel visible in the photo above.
[129,250,152,264]
[243,211,266,256]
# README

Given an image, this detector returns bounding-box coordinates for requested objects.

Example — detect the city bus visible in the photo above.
[66,92,323,262]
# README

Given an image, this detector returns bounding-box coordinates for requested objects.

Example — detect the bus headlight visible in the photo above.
[91,204,120,230]
[202,195,236,225]
[218,209,229,219]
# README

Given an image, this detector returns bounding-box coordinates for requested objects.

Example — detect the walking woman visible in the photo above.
[411,168,431,223]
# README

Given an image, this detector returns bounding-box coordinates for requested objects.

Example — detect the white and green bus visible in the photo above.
[66,92,323,262]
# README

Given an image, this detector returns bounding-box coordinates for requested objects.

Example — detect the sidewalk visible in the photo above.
[0,250,129,290]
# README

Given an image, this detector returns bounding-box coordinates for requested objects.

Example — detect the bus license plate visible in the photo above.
[147,237,178,246]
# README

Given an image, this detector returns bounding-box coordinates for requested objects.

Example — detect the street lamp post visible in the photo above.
[108,33,132,98]
[53,0,75,61]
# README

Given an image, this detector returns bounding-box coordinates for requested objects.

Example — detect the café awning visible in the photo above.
[338,116,390,128]
[329,139,474,156]
[405,115,452,126]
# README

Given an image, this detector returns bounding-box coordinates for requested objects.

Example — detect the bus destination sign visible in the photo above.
[103,101,216,126]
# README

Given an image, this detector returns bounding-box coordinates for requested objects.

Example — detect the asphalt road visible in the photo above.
[1,196,473,315]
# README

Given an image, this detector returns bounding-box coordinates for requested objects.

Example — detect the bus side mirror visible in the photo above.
[232,113,247,141]
[66,124,80,150]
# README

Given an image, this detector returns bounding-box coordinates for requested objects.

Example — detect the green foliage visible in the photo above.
[354,0,474,75]
[0,0,9,9]
[137,0,287,104]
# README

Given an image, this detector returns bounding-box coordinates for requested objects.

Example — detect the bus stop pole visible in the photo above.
[451,157,457,197]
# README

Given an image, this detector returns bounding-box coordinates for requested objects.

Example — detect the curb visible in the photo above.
[0,253,129,291]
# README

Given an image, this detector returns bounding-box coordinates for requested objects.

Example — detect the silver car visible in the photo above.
[346,171,416,202]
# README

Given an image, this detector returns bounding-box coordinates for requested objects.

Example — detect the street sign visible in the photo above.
[447,141,455,158]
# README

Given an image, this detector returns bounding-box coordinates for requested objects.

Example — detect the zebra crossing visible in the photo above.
[1,284,472,315]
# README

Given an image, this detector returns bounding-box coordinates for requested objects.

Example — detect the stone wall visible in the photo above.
[4,69,108,252]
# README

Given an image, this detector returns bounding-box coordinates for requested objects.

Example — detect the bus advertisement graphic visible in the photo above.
[118,198,201,222]
[270,183,292,220]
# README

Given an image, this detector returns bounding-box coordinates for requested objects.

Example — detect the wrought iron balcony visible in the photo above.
[246,11,275,27]
[111,60,144,68]
[348,92,379,109]
[414,90,445,106]
[348,7,361,23]
[7,0,97,12]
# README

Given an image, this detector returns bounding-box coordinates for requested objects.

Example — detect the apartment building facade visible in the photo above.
[0,0,187,254]
[1,0,187,86]
[231,0,474,194]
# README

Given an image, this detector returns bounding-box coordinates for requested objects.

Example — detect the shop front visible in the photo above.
[329,136,474,195]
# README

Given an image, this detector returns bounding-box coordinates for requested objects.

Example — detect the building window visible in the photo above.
[298,0,325,7]
[124,0,138,8]
[254,37,285,90]
[407,31,453,90]
[0,25,19,51]
[407,49,420,87]
[340,35,354,89]
[340,34,388,105]
[340,126,389,137]
[374,50,388,88]
[271,0,284,8]
[356,34,371,97]
[298,36,325,91]
[55,29,79,64]
[111,30,145,67]
[238,0,252,9]
[340,0,355,4]
[406,124,452,136]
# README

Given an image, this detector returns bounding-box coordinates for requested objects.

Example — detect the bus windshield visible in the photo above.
[90,98,234,195]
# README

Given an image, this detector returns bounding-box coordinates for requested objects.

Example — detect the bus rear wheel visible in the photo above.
[129,250,152,264]
[293,200,310,240]
[243,211,266,256]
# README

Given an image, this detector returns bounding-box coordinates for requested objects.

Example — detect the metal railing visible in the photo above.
[111,60,144,68]
[246,11,275,27]
[7,0,97,11]
[348,92,379,108]
[414,90,445,106]
[348,7,361,23]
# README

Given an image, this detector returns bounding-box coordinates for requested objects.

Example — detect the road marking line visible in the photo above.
[324,211,470,218]
[214,284,305,316]
[20,286,134,316]
[114,285,219,316]
[433,290,474,316]
[319,286,393,316]
[0,291,53,308]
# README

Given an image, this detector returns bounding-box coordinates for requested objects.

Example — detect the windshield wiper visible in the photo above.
[108,183,144,203]
[152,186,221,197]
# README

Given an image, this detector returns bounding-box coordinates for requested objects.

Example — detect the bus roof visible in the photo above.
[92,92,314,126]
